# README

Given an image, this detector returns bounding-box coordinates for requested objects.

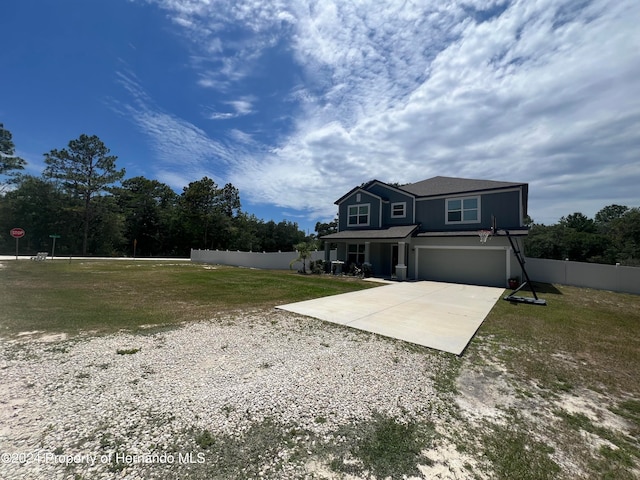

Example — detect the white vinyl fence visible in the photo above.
[524,257,640,295]
[191,249,639,295]
[191,249,336,270]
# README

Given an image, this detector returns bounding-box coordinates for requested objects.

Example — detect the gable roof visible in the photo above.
[399,176,526,197]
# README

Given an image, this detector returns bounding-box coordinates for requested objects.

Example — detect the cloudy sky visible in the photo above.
[2,0,639,232]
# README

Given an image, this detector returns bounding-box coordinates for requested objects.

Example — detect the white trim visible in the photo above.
[412,197,416,224]
[397,241,406,267]
[391,244,396,275]
[391,202,406,218]
[445,195,481,225]
[414,186,523,201]
[337,188,383,205]
[413,245,510,285]
[519,192,524,227]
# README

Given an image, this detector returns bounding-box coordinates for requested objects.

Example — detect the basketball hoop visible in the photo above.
[478,230,492,243]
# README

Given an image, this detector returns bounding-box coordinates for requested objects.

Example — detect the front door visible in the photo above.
[391,245,398,276]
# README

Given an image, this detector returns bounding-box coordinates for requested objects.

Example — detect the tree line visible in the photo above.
[0,125,309,257]
[3,124,637,264]
[524,207,640,266]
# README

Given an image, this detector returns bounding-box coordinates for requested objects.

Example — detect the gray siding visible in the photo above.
[365,184,415,226]
[415,189,522,232]
[382,198,414,226]
[338,190,381,230]
[415,198,447,230]
[481,190,522,229]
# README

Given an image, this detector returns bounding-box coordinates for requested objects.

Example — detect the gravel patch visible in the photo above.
[0,309,449,479]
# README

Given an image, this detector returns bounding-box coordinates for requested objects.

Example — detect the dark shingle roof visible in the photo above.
[399,176,525,197]
[321,225,418,240]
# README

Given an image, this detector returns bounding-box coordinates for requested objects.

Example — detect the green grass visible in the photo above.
[459,283,640,479]
[331,413,435,479]
[553,409,640,478]
[0,260,377,337]
[149,413,436,480]
[473,283,640,397]
[611,399,640,436]
[180,418,310,479]
[480,412,560,480]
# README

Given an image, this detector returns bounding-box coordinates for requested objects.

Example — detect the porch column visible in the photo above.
[396,241,407,281]
[364,242,371,264]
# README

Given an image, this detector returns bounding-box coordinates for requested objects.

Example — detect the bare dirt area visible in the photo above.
[452,340,640,480]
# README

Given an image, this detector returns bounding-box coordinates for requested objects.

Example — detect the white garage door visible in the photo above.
[417,248,506,287]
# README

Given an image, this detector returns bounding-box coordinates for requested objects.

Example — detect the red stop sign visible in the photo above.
[10,228,25,238]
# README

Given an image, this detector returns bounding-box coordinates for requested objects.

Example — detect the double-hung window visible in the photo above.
[348,244,365,265]
[391,202,406,218]
[446,196,480,224]
[348,204,370,226]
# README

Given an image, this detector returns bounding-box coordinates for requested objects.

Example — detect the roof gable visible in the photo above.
[334,185,383,205]
[334,180,387,204]
[335,179,415,204]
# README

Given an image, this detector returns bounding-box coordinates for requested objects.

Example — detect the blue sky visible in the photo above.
[2,0,639,234]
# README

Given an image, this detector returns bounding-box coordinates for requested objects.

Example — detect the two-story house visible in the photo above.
[321,176,529,287]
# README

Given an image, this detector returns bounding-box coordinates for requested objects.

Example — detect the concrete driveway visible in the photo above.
[277,281,504,355]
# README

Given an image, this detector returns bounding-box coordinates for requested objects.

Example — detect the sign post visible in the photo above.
[49,234,61,258]
[10,228,25,260]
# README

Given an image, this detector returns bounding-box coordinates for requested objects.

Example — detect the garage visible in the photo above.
[415,246,507,287]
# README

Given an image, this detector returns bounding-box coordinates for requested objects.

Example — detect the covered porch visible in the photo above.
[321,225,418,281]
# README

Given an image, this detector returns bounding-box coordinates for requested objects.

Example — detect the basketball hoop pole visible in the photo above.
[481,216,546,305]
[502,229,547,306]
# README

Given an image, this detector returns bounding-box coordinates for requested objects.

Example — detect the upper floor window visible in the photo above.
[446,196,480,223]
[348,204,370,226]
[391,202,406,218]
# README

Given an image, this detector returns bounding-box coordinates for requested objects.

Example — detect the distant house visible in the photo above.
[321,176,528,287]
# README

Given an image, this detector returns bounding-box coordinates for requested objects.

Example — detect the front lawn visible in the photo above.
[1,260,639,478]
[0,260,378,336]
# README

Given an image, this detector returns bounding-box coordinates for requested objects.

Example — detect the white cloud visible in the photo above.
[147,0,295,90]
[206,97,255,120]
[228,99,253,115]
[138,0,640,224]
[110,71,237,190]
